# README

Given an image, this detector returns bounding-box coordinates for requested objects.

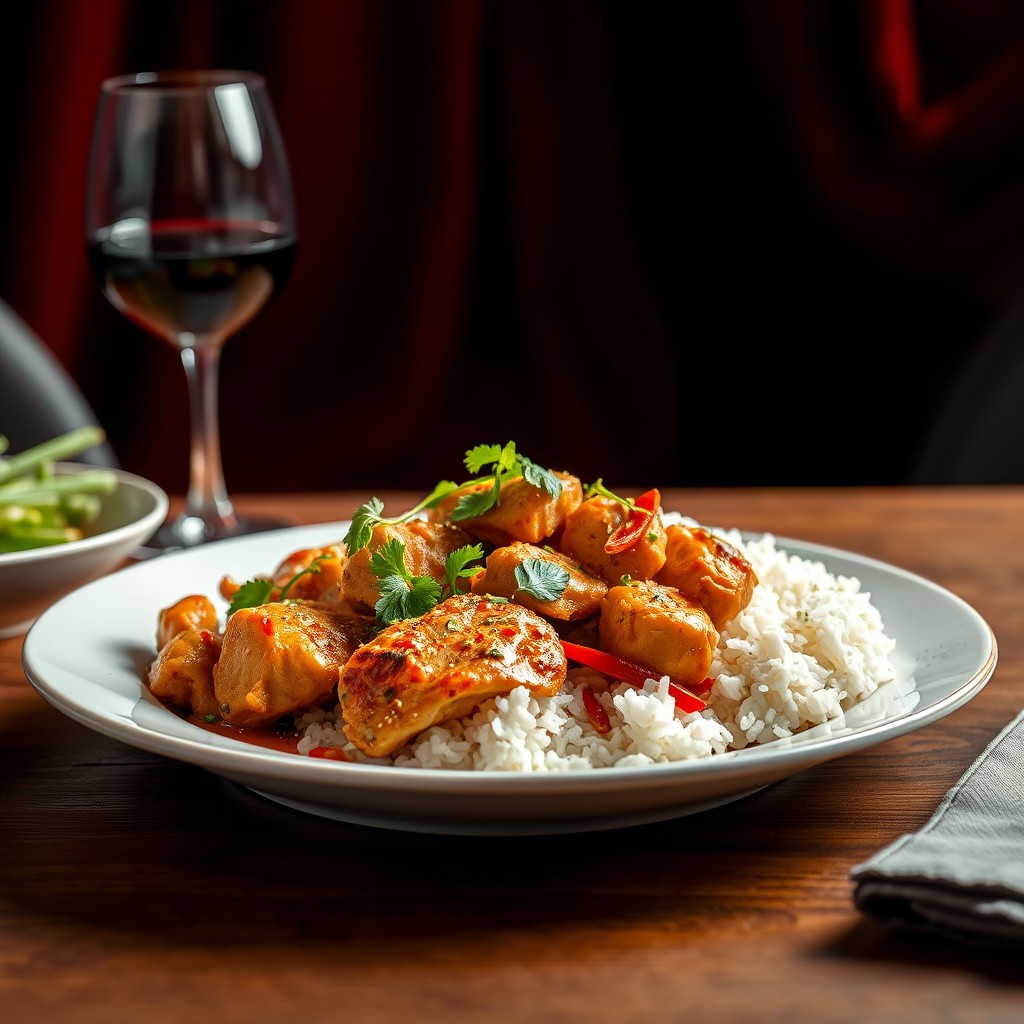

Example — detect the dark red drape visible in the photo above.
[5,2,1024,491]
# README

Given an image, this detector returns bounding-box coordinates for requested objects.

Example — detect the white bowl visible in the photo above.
[0,463,169,639]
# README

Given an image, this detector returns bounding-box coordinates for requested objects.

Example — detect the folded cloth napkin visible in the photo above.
[850,708,1024,946]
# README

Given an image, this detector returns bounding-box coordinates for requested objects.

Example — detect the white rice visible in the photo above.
[295,519,900,771]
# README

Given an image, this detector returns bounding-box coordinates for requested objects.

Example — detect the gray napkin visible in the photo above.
[850,708,1024,946]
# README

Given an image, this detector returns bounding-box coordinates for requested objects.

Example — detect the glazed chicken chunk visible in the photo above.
[148,628,222,719]
[559,495,668,584]
[471,541,607,621]
[214,601,371,727]
[339,594,567,757]
[156,594,219,650]
[655,524,758,629]
[599,580,719,688]
[218,544,348,607]
[428,471,583,546]
[270,544,347,603]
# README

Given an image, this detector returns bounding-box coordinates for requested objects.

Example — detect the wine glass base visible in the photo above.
[134,511,294,558]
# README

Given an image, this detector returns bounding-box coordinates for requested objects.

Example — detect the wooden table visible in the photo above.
[2,488,1022,1023]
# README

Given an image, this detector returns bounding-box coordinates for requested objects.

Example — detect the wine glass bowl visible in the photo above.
[85,70,297,551]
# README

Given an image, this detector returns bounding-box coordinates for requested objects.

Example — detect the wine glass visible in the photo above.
[84,69,298,552]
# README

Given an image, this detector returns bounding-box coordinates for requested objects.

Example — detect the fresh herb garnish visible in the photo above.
[279,553,332,600]
[370,539,485,625]
[343,441,562,554]
[226,578,274,617]
[226,553,333,617]
[444,543,487,594]
[584,478,643,513]
[513,558,570,602]
[374,572,442,627]
[452,442,562,522]
[343,482,458,555]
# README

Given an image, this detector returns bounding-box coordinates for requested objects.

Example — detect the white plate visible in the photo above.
[22,522,998,835]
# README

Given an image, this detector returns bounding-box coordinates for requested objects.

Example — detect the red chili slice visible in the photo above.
[580,685,611,734]
[309,746,350,761]
[604,487,660,554]
[560,640,706,713]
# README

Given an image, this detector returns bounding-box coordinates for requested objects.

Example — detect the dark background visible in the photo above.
[3,0,1024,493]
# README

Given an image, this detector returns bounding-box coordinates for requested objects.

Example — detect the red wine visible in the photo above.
[87,219,297,345]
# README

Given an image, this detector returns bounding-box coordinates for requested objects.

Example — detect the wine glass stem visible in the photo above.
[180,342,237,533]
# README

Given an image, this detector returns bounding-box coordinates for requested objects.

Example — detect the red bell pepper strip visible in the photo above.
[560,640,707,713]
[605,487,660,554]
[690,676,715,696]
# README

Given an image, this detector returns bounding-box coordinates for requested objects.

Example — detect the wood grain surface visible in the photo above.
[2,488,1022,1024]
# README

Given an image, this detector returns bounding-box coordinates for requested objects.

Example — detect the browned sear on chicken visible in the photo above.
[339,594,567,757]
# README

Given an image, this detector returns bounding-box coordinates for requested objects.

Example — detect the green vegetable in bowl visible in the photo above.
[0,427,118,552]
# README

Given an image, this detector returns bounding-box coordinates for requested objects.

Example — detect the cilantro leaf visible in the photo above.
[368,537,410,579]
[520,455,563,500]
[450,481,500,521]
[343,496,384,553]
[514,558,570,602]
[374,573,443,625]
[366,538,484,625]
[449,442,562,521]
[347,443,562,549]
[226,552,335,618]
[344,483,462,556]
[444,543,485,594]
[227,578,274,617]
[464,443,508,475]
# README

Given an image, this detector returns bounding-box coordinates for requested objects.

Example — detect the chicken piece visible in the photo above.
[148,628,222,719]
[471,541,607,621]
[218,544,349,606]
[270,544,348,603]
[214,602,372,727]
[599,580,718,688]
[654,524,758,629]
[156,594,219,649]
[427,471,583,546]
[559,496,667,584]
[342,520,476,616]
[339,593,567,757]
